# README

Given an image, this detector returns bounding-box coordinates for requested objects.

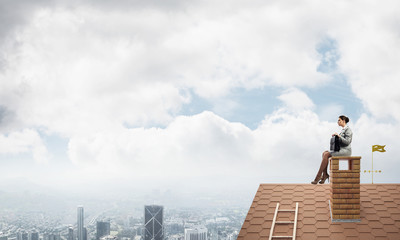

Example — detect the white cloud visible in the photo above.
[331,1,400,121]
[0,129,49,164]
[278,88,315,111]
[0,3,332,137]
[63,110,400,187]
[66,111,254,177]
[317,103,344,122]
[63,110,335,183]
[1,0,400,192]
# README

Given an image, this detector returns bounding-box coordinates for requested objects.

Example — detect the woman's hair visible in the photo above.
[339,115,350,123]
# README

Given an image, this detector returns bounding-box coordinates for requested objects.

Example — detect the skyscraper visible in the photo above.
[96,221,110,240]
[77,206,84,240]
[67,227,74,240]
[184,226,207,240]
[144,205,164,240]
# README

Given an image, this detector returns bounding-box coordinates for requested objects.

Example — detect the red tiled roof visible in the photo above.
[238,184,400,240]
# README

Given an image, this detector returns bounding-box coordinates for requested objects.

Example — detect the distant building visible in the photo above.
[166,222,184,235]
[144,205,164,240]
[0,235,8,240]
[77,206,84,240]
[96,221,110,240]
[83,228,87,240]
[67,227,74,240]
[168,235,184,240]
[44,233,60,240]
[17,232,28,240]
[99,236,116,240]
[184,226,207,240]
[30,232,39,240]
[226,232,238,240]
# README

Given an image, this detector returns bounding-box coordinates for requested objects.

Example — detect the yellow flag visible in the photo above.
[372,145,386,152]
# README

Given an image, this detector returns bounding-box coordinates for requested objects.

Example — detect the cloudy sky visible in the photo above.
[1,0,399,198]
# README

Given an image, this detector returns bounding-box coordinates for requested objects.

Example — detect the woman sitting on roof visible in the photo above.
[311,115,353,184]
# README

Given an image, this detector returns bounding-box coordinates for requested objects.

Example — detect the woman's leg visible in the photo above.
[312,151,331,184]
[319,151,331,175]
[323,151,331,175]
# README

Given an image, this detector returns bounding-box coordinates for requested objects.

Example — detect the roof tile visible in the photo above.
[250,217,264,225]
[303,205,316,211]
[391,207,400,214]
[246,225,262,233]
[376,210,391,218]
[356,224,372,233]
[329,232,346,240]
[302,211,316,218]
[355,233,375,240]
[315,207,329,214]
[394,221,400,229]
[388,232,400,240]
[300,233,317,239]
[391,213,400,220]
[261,221,271,229]
[302,217,317,225]
[315,213,329,221]
[259,229,269,237]
[344,237,360,240]
[368,220,384,229]
[315,221,330,229]
[365,213,380,221]
[371,199,385,205]
[342,222,357,229]
[303,199,316,205]
[383,225,400,233]
[344,229,360,236]
[315,228,330,237]
[379,217,395,225]
[301,225,316,233]
[242,233,259,239]
[371,228,388,237]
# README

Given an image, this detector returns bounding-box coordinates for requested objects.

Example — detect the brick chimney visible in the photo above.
[329,156,361,222]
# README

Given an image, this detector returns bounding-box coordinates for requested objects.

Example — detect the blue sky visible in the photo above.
[1,0,400,198]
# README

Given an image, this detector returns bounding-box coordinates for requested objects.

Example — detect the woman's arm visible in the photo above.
[339,127,352,146]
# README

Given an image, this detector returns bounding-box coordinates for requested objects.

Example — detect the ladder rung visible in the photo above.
[276,221,294,224]
[269,202,298,240]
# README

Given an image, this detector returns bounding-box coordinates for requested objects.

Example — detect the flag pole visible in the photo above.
[372,149,374,184]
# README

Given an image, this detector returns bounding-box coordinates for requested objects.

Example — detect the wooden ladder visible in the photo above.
[268,202,299,240]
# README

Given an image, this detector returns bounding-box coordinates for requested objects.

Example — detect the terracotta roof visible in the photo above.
[238,184,400,240]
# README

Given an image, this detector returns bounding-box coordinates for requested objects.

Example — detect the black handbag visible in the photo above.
[330,135,340,152]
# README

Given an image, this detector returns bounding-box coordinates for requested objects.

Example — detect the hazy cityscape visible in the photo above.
[2,1,399,240]
[0,188,250,240]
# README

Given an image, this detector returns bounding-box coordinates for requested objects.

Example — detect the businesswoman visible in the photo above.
[311,115,353,184]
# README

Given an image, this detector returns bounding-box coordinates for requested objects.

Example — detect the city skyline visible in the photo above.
[0,201,243,240]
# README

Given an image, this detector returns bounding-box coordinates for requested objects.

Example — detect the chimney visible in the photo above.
[329,156,361,222]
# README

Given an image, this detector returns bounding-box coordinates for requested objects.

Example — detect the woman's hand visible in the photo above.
[332,132,339,137]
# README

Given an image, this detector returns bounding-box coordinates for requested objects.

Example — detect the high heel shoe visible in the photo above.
[319,173,329,184]
[311,175,322,184]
